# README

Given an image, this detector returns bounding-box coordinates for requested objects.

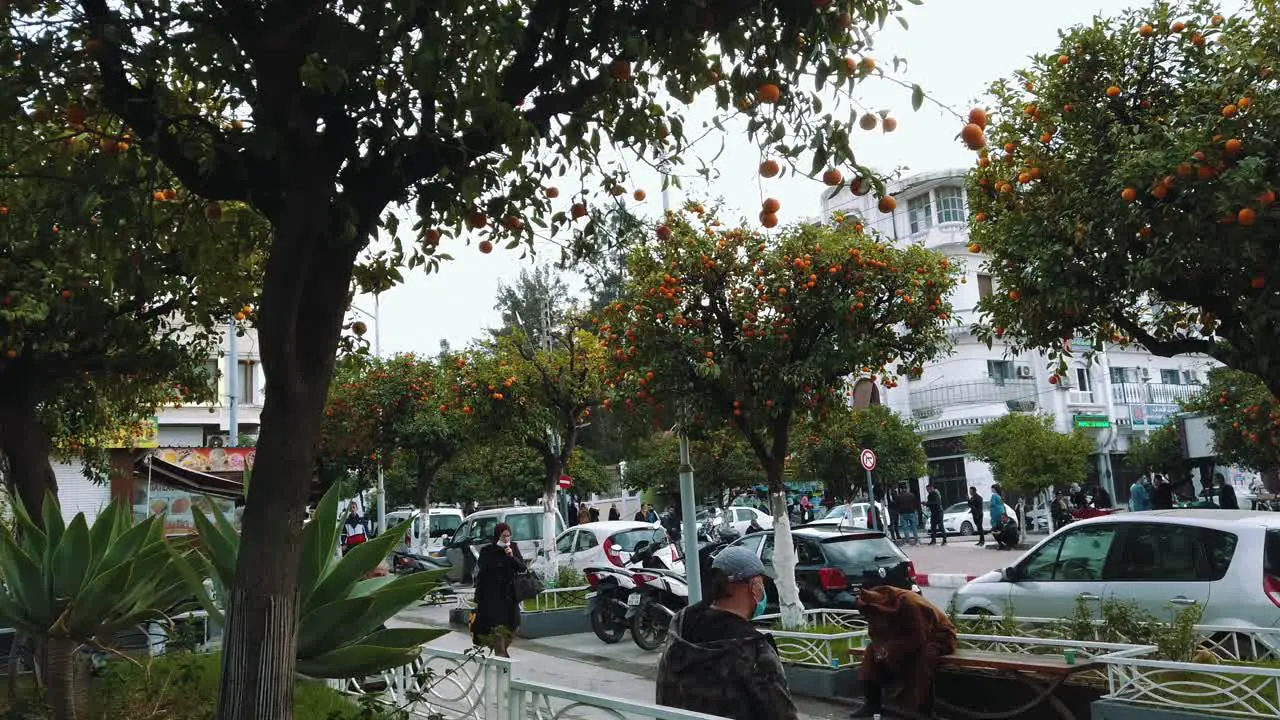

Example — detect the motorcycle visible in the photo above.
[391,549,450,576]
[584,537,681,644]
[626,530,741,651]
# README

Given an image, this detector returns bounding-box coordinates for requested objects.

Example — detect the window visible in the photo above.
[555,531,576,554]
[1020,525,1118,581]
[203,360,221,396]
[430,514,462,537]
[907,194,934,233]
[761,535,776,564]
[988,360,1014,382]
[1110,367,1139,384]
[1075,367,1093,392]
[936,187,967,223]
[574,531,598,552]
[820,537,907,570]
[1160,369,1181,385]
[453,521,471,543]
[1200,528,1238,581]
[612,528,664,554]
[238,361,256,404]
[736,533,765,557]
[504,513,541,541]
[796,541,824,565]
[977,273,994,299]
[1116,524,1201,581]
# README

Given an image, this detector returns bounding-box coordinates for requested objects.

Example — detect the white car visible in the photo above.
[546,521,681,574]
[952,510,1280,629]
[941,502,1020,536]
[805,502,888,531]
[720,506,774,536]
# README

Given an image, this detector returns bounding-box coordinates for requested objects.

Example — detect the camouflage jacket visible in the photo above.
[655,602,798,720]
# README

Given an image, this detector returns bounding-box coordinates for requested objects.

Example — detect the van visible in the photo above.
[443,506,565,584]
[384,506,465,555]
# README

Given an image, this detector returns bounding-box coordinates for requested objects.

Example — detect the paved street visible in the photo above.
[901,533,1041,578]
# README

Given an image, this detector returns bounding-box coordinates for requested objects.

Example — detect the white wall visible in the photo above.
[158,425,206,447]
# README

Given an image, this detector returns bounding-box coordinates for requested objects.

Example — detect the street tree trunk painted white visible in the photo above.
[770,490,805,628]
[541,486,559,578]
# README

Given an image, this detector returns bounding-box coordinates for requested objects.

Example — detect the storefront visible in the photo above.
[117,448,253,535]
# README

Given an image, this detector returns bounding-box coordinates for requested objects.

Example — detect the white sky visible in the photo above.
[353,0,1246,356]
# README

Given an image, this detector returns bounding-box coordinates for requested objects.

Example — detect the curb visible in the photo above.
[914,573,976,588]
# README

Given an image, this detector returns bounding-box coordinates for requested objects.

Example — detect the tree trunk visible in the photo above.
[541,452,562,573]
[0,397,59,522]
[216,198,361,720]
[767,457,805,629]
[416,464,434,550]
[45,638,89,720]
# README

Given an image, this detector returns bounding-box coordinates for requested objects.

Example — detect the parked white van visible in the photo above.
[443,506,565,584]
[384,505,465,555]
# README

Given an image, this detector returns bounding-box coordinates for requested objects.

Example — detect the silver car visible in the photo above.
[953,510,1280,629]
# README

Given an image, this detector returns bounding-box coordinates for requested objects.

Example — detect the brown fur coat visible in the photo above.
[856,585,958,707]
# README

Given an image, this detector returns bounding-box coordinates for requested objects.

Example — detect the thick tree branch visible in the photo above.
[1113,315,1220,360]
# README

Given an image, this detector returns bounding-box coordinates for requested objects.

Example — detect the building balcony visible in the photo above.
[1110,382,1201,405]
[909,378,1038,418]
[905,221,970,250]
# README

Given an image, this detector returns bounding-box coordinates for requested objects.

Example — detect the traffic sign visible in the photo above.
[859,449,877,471]
[558,474,573,489]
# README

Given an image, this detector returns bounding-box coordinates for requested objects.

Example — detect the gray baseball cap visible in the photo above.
[712,546,766,582]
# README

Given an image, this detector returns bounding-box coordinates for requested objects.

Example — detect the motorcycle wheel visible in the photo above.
[631,599,670,651]
[590,604,627,644]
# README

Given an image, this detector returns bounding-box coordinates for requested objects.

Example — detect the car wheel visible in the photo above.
[960,521,974,535]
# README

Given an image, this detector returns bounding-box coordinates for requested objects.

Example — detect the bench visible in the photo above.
[849,646,1094,720]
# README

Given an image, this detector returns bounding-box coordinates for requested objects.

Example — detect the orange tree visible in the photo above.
[1182,368,1280,486]
[13,0,916,710]
[0,93,263,521]
[793,403,925,498]
[965,0,1280,393]
[460,329,609,554]
[622,428,760,504]
[602,208,957,625]
[318,353,476,518]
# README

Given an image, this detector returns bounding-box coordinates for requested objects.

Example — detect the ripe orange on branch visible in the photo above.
[756,83,782,104]
[821,169,843,186]
[877,196,897,213]
[762,197,781,214]
[759,159,781,178]
[968,108,988,129]
[960,123,986,150]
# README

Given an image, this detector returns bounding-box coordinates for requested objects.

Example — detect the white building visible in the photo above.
[821,168,1221,507]
[51,324,263,521]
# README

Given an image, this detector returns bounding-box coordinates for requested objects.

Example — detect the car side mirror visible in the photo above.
[1001,566,1020,583]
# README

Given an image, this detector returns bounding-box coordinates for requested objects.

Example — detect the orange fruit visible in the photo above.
[1170,21,1185,33]
[1259,189,1276,207]
[974,212,987,223]
[1238,97,1251,108]
[968,243,982,253]
[999,183,1013,194]
[610,185,626,197]
[1139,23,1154,37]
[859,57,876,73]
[503,215,524,230]
[633,189,646,201]
[1029,167,1042,179]
[822,168,844,186]
[1004,142,1016,154]
[883,116,898,132]
[1063,103,1074,112]
[968,108,988,129]
[757,83,782,104]
[545,186,560,198]
[66,104,86,126]
[878,196,897,213]
[162,188,177,200]
[479,240,494,254]
[423,228,441,246]
[570,202,588,219]
[656,225,672,241]
[1251,275,1265,289]
[760,212,779,229]
[759,159,781,178]
[1057,55,1069,66]
[1222,103,1238,117]
[1238,208,1257,226]
[1121,187,1137,203]
[152,190,166,202]
[978,156,990,168]
[1106,86,1122,98]
[467,211,487,229]
[1009,289,1022,301]
[960,123,986,150]
[1018,172,1031,184]
[859,113,878,131]
[1040,132,1053,144]
[1224,138,1243,156]
[609,59,631,81]
[762,198,781,214]
[1191,33,1205,47]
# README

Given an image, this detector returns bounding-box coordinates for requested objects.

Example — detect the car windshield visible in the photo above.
[611,528,665,553]
[945,502,969,514]
[820,535,908,569]
[504,512,542,541]
[430,514,462,536]
[823,506,849,520]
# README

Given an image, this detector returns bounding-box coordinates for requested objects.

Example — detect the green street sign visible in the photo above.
[1073,414,1111,429]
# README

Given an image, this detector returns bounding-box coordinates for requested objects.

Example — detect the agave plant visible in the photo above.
[0,493,197,720]
[178,482,446,679]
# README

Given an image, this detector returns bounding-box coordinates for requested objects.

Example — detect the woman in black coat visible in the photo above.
[471,522,525,657]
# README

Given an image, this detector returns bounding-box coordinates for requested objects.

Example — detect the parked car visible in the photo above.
[725,526,919,612]
[953,510,1280,629]
[720,505,774,536]
[803,502,887,531]
[442,506,565,584]
[542,521,681,575]
[940,502,1020,536]
[384,506,464,555]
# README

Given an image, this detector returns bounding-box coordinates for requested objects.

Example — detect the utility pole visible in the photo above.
[374,291,386,535]
[660,165,702,604]
[226,318,239,447]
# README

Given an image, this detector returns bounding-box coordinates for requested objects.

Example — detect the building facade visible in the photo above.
[821,169,1226,506]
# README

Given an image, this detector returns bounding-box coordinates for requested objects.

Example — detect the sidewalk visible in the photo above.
[392,604,857,719]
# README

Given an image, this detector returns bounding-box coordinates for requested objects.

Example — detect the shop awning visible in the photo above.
[135,454,244,501]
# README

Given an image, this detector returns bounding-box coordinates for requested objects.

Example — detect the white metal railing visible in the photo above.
[510,680,729,720]
[1096,642,1280,718]
[909,379,1039,415]
[916,415,1005,433]
[521,587,589,613]
[755,609,867,668]
[1111,382,1201,406]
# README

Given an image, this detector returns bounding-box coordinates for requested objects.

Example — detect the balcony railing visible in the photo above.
[1111,382,1201,405]
[910,378,1038,417]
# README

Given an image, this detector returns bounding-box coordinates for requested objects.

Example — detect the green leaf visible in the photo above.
[295,644,424,679]
[296,596,376,658]
[300,483,342,605]
[51,514,91,599]
[306,518,413,612]
[63,561,135,637]
[911,84,925,112]
[191,508,238,590]
[359,627,447,649]
[340,571,442,643]
[0,528,50,629]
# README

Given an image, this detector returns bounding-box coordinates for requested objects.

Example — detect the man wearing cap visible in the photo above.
[656,546,798,720]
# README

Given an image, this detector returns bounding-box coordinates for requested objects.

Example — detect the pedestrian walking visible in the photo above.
[925,484,946,546]
[1151,475,1175,510]
[470,523,525,657]
[655,546,799,720]
[578,504,591,525]
[1129,478,1151,512]
[887,488,901,542]
[1214,473,1239,509]
[567,499,579,527]
[967,486,986,547]
[895,486,921,545]
[608,504,620,521]
[589,506,600,523]
[342,501,370,555]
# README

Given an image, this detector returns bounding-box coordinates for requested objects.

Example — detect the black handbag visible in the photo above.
[514,571,544,602]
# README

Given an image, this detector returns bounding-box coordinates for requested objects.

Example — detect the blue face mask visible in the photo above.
[752,582,768,618]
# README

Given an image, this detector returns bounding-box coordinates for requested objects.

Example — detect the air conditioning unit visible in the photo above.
[207,433,231,448]
[1015,365,1034,379]
[1140,367,1152,382]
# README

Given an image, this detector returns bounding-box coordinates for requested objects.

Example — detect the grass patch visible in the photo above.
[1136,659,1280,717]
[0,653,402,719]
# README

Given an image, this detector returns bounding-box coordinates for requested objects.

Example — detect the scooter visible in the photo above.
[626,531,740,651]
[390,549,450,576]
[583,537,681,644]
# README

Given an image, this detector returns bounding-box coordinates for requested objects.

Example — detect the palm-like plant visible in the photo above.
[179,482,446,678]
[0,494,197,720]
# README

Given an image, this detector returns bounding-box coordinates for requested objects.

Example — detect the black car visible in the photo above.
[726,526,919,612]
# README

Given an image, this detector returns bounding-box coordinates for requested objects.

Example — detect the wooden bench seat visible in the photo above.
[849,646,1088,676]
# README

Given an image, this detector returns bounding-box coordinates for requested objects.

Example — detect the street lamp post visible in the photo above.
[351,295,385,533]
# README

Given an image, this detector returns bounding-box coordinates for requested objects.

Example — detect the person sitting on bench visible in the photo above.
[852,584,957,719]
